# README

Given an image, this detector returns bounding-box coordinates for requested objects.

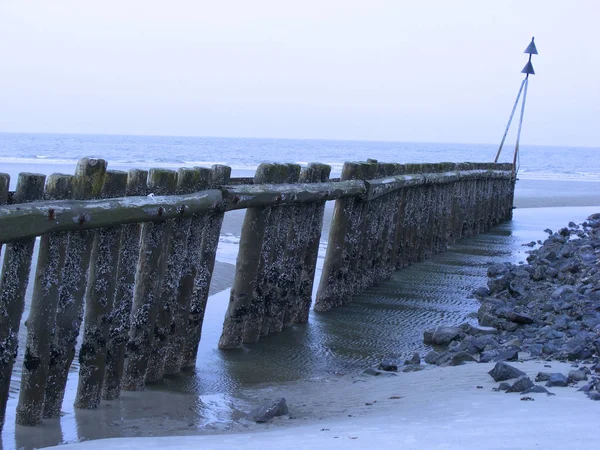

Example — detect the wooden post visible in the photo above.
[314,162,364,312]
[122,169,177,391]
[259,163,301,336]
[240,163,290,342]
[0,173,46,432]
[182,165,230,362]
[15,174,73,426]
[74,171,128,409]
[163,168,212,374]
[43,158,107,419]
[145,168,200,383]
[218,163,281,349]
[285,163,331,324]
[102,169,148,400]
[0,173,8,261]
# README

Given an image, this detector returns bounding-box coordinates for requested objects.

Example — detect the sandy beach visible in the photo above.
[44,359,598,449]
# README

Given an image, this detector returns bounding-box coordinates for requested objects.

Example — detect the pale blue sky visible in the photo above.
[0,0,598,146]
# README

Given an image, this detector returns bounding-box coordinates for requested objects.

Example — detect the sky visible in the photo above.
[0,0,598,147]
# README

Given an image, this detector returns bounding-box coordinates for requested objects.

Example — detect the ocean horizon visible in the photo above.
[1,132,599,185]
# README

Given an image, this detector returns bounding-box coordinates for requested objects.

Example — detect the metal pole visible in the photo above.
[494,78,527,162]
[512,76,529,175]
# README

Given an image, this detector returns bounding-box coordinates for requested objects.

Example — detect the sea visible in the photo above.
[0,132,599,449]
[0,132,599,185]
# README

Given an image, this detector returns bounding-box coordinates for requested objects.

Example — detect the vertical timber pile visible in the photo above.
[15,174,73,425]
[257,163,301,337]
[123,169,177,391]
[180,165,230,369]
[44,158,107,418]
[162,168,211,374]
[285,163,331,324]
[218,163,285,349]
[0,173,9,260]
[74,171,128,409]
[0,173,46,431]
[102,169,148,400]
[145,168,198,383]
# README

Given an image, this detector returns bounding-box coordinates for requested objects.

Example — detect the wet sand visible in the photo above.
[46,359,599,450]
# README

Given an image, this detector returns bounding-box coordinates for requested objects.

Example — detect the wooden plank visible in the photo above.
[0,172,46,432]
[43,158,107,419]
[0,189,223,243]
[15,174,73,426]
[75,171,128,409]
[102,169,148,400]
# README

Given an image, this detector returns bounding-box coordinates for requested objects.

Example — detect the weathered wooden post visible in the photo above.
[163,168,212,374]
[102,169,148,400]
[259,163,301,337]
[146,168,202,383]
[123,169,177,390]
[181,164,230,366]
[0,173,8,260]
[75,170,128,409]
[43,158,107,419]
[285,163,331,324]
[314,162,365,312]
[218,163,282,349]
[0,173,46,431]
[15,174,73,426]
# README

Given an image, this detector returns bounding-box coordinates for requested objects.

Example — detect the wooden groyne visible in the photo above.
[0,158,514,430]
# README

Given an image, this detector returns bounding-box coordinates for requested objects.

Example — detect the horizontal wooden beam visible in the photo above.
[0,169,514,242]
[0,190,223,243]
[222,180,367,211]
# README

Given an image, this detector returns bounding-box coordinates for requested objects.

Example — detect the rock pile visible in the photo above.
[422,213,600,400]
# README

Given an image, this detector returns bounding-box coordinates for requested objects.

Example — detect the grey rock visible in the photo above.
[506,311,534,325]
[567,369,588,383]
[588,392,600,401]
[249,398,289,423]
[488,362,526,382]
[378,359,398,372]
[521,385,555,396]
[424,351,441,365]
[472,287,490,298]
[450,351,478,366]
[493,350,519,362]
[404,353,421,366]
[497,382,511,391]
[545,373,569,387]
[427,326,463,347]
[535,372,552,382]
[506,376,535,393]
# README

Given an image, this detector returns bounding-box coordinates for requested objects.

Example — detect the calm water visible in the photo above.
[0,132,599,184]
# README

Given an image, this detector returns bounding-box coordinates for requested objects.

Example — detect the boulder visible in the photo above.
[425,326,463,347]
[567,370,588,383]
[378,359,398,372]
[545,373,569,387]
[506,376,535,393]
[450,351,478,366]
[521,385,555,396]
[249,398,289,423]
[488,362,526,382]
